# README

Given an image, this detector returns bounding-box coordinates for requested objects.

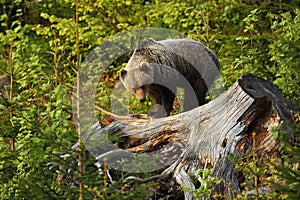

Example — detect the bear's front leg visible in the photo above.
[147,84,175,118]
[147,84,164,118]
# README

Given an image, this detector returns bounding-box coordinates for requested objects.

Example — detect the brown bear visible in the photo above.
[119,38,220,118]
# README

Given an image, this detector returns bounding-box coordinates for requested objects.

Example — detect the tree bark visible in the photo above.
[91,74,298,199]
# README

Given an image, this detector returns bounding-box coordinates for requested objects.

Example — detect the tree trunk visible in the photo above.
[90,74,298,199]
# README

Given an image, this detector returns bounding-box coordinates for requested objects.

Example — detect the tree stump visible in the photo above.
[89,74,298,199]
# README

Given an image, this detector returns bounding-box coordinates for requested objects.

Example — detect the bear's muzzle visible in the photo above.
[135,87,146,102]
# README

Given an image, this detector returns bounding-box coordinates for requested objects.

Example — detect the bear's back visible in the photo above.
[158,39,220,88]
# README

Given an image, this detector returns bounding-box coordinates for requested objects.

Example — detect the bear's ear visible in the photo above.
[120,69,127,78]
[147,38,156,44]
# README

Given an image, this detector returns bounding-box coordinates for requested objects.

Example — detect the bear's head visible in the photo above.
[120,38,180,103]
[119,64,154,102]
[127,38,167,65]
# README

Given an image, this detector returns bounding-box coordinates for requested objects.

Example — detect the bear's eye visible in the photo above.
[120,69,127,77]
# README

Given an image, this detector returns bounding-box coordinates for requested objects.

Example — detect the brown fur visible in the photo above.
[120,38,220,118]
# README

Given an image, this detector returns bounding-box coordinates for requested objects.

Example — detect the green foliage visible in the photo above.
[0,0,299,199]
[234,152,279,199]
[268,10,300,104]
[232,117,300,200]
[271,117,300,200]
[223,6,300,104]
[184,168,224,199]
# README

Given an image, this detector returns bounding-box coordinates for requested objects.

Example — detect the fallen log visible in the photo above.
[88,74,298,199]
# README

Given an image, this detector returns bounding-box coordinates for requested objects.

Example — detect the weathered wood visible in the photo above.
[90,74,298,199]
